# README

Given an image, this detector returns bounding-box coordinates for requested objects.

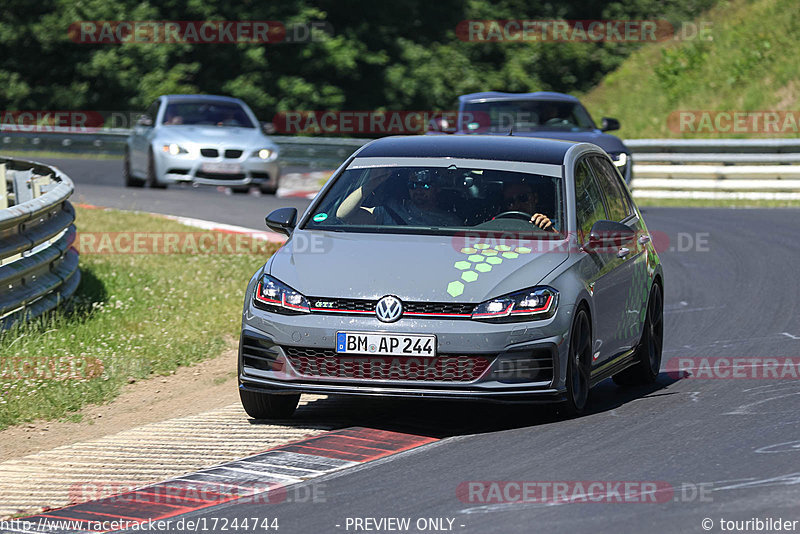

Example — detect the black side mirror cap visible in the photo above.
[265,207,298,236]
[587,220,635,250]
[600,117,620,132]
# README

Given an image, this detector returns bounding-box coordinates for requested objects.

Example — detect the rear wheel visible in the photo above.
[146,149,167,189]
[123,150,144,187]
[563,308,591,416]
[239,389,300,419]
[613,283,663,386]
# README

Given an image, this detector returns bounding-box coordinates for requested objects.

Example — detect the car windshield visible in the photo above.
[305,165,564,237]
[161,101,255,128]
[462,100,595,133]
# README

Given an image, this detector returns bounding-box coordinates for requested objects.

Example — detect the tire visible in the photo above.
[563,308,592,416]
[613,283,663,386]
[231,186,251,194]
[259,179,278,195]
[239,389,300,419]
[146,149,167,189]
[123,150,144,188]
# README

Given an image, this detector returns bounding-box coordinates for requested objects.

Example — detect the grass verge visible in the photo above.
[0,206,278,430]
[582,0,800,139]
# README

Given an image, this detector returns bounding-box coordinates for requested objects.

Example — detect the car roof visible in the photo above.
[162,94,245,104]
[356,135,576,165]
[459,91,580,103]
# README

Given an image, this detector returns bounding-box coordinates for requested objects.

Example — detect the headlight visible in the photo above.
[253,275,310,314]
[256,148,275,160]
[471,287,558,322]
[611,152,628,168]
[162,143,187,156]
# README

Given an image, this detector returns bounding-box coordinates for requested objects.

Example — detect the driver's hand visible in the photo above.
[530,213,554,232]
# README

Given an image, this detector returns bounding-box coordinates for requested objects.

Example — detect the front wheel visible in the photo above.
[239,389,300,419]
[146,149,167,189]
[613,283,663,386]
[124,150,144,187]
[562,308,592,416]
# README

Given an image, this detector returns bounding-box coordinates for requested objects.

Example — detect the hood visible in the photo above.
[269,230,569,303]
[156,125,274,148]
[457,129,627,154]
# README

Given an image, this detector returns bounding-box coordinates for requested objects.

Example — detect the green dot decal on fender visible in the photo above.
[312,213,329,222]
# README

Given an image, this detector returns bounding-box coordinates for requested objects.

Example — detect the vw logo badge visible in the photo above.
[375,295,403,323]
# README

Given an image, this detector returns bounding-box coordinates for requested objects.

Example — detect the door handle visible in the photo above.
[617,247,630,258]
[638,235,651,245]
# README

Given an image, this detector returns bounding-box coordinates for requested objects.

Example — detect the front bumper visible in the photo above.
[239,299,575,402]
[155,151,280,187]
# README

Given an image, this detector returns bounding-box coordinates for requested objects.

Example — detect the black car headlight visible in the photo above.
[610,152,628,170]
[253,275,310,314]
[471,287,558,323]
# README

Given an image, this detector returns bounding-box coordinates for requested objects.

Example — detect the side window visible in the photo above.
[574,160,607,244]
[590,156,630,221]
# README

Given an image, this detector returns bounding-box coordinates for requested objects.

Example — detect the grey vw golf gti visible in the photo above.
[239,136,664,418]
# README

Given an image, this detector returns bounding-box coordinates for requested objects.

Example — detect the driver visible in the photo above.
[501,182,557,232]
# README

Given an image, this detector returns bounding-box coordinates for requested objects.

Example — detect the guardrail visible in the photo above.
[626,139,800,200]
[3,130,800,199]
[0,157,80,329]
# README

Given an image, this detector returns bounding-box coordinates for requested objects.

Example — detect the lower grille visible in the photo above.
[241,335,283,372]
[283,346,491,382]
[195,171,246,180]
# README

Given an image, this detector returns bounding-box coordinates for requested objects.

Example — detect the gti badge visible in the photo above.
[375,295,403,323]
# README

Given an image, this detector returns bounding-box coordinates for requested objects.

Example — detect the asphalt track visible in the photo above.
[14,156,800,533]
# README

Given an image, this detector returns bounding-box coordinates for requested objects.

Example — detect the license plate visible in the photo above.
[201,162,241,174]
[336,332,436,357]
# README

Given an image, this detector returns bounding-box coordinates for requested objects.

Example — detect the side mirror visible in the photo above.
[261,122,276,135]
[137,115,153,127]
[600,117,620,132]
[265,207,297,236]
[586,220,635,251]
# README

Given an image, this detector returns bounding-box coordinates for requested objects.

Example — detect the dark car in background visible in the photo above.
[447,92,632,184]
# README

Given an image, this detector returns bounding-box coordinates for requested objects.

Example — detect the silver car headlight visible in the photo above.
[471,286,558,323]
[162,143,188,156]
[255,148,277,160]
[253,274,310,314]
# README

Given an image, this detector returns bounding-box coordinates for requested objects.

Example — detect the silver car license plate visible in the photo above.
[201,162,241,174]
[336,332,436,357]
